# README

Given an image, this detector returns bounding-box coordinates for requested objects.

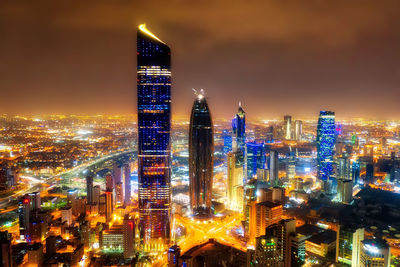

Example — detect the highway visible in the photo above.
[0,149,135,211]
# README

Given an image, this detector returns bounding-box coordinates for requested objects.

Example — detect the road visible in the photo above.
[0,149,135,211]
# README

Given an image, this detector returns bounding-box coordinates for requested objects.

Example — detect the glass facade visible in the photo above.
[189,94,214,215]
[137,24,171,243]
[232,104,246,153]
[316,111,336,187]
[245,142,266,180]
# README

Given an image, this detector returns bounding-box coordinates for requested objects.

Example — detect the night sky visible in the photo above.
[1,0,400,120]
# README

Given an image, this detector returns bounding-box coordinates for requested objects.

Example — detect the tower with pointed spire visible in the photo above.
[232,103,246,154]
[189,90,214,215]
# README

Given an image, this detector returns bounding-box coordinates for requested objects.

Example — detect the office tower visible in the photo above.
[294,120,302,141]
[363,144,374,158]
[105,172,114,192]
[244,179,257,241]
[284,115,292,140]
[337,179,353,204]
[189,92,214,216]
[222,130,232,154]
[28,192,41,210]
[113,163,123,185]
[336,226,364,266]
[100,226,124,253]
[254,225,280,266]
[269,150,279,186]
[366,163,374,181]
[19,195,30,239]
[72,196,86,216]
[93,185,100,204]
[245,142,266,180]
[123,215,135,258]
[61,206,72,226]
[316,111,336,192]
[360,239,390,267]
[337,156,351,180]
[336,156,352,203]
[286,153,296,189]
[67,189,78,207]
[124,164,131,205]
[277,219,296,267]
[352,161,360,184]
[227,151,244,211]
[0,231,12,267]
[254,201,283,237]
[168,245,181,267]
[137,24,171,244]
[86,172,94,204]
[105,190,113,223]
[232,103,246,153]
[115,182,124,205]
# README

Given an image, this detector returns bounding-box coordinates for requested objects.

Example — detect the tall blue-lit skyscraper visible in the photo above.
[245,142,266,180]
[189,91,214,215]
[222,130,232,155]
[316,111,336,192]
[232,103,246,153]
[137,24,171,244]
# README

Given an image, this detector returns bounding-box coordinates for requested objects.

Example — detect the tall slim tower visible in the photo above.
[124,164,131,205]
[232,103,246,153]
[137,24,171,243]
[189,91,214,215]
[86,172,94,204]
[269,150,279,186]
[316,111,336,192]
[294,120,302,141]
[284,115,292,140]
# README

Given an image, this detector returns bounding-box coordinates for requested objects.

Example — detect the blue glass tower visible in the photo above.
[316,111,336,191]
[222,130,232,155]
[245,142,266,179]
[232,103,246,153]
[137,24,171,244]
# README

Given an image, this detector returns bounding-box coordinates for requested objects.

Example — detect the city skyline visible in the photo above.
[1,1,400,119]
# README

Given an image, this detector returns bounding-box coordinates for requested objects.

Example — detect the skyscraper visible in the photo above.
[245,142,266,180]
[269,150,279,186]
[137,24,171,244]
[232,103,246,153]
[86,172,94,204]
[189,91,214,215]
[123,215,135,259]
[284,115,292,140]
[336,225,364,266]
[294,120,302,141]
[316,111,336,192]
[227,151,244,211]
[124,164,131,205]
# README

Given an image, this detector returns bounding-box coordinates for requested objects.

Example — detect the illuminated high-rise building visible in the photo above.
[316,111,336,191]
[287,153,296,189]
[123,215,135,259]
[124,164,131,205]
[294,120,302,141]
[336,225,364,266]
[269,150,279,186]
[105,190,113,223]
[137,24,171,243]
[245,142,266,180]
[360,239,390,267]
[284,115,292,140]
[254,225,280,266]
[222,130,232,155]
[189,91,214,215]
[337,156,351,180]
[18,195,30,240]
[86,172,94,204]
[227,151,244,211]
[232,103,246,153]
[352,161,360,184]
